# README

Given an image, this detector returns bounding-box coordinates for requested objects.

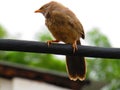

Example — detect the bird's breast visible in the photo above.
[45,19,79,44]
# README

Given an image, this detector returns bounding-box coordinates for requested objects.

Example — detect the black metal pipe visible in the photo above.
[0,39,120,59]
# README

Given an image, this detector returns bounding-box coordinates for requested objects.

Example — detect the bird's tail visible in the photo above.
[66,40,86,81]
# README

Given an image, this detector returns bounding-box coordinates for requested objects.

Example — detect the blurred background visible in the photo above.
[0,0,120,90]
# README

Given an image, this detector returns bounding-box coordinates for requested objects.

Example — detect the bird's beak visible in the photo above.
[34,9,42,13]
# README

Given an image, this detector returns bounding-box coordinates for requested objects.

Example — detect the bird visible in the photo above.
[34,1,86,81]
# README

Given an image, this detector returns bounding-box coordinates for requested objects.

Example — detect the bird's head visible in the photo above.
[34,1,64,18]
[34,1,57,17]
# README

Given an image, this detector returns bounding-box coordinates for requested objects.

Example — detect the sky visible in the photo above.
[0,0,120,47]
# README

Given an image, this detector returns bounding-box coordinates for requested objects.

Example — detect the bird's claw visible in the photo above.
[47,40,59,46]
[72,41,78,53]
[47,40,52,46]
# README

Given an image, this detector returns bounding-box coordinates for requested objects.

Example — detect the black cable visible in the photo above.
[0,39,120,59]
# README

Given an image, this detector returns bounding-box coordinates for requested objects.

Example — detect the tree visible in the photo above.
[86,28,111,47]
[86,28,120,90]
[0,25,7,38]
[0,25,8,59]
[0,28,66,73]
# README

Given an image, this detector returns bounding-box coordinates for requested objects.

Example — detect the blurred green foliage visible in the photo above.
[0,25,7,38]
[0,26,66,72]
[0,25,8,59]
[86,28,120,90]
[0,25,120,90]
[86,28,111,47]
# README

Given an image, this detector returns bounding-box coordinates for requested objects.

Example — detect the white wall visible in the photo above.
[0,78,12,90]
[0,78,69,90]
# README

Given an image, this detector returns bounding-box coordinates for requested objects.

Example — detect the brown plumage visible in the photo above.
[35,1,86,81]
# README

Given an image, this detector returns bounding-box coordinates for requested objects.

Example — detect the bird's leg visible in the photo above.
[47,40,60,46]
[72,40,78,53]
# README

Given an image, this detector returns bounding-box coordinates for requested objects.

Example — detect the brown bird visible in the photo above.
[35,1,86,81]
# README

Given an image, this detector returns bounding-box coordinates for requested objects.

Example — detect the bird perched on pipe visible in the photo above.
[35,1,86,81]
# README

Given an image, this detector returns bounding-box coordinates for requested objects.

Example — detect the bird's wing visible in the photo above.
[52,10,85,39]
